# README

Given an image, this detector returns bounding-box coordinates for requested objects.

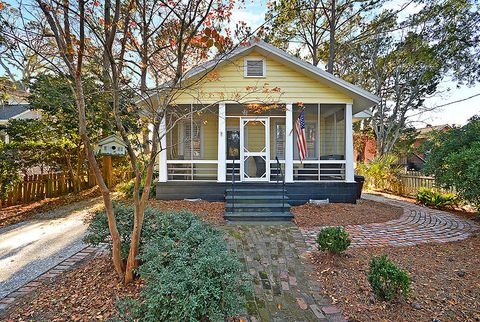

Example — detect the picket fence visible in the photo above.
[0,172,96,208]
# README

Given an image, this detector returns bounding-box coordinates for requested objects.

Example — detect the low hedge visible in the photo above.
[85,204,249,320]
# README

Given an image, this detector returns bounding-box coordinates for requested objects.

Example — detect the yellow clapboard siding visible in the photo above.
[171,50,352,105]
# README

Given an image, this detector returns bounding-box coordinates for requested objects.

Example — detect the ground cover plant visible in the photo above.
[416,188,456,209]
[85,203,248,320]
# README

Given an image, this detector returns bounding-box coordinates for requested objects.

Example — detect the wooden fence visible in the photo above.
[387,171,452,197]
[0,172,96,208]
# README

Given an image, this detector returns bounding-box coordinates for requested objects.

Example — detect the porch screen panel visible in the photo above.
[270,118,286,160]
[166,105,218,181]
[320,104,345,159]
[293,104,318,160]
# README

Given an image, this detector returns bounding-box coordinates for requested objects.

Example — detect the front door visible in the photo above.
[240,117,269,181]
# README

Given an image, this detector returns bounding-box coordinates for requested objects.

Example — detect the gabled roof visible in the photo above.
[97,134,127,147]
[0,104,30,120]
[140,39,380,113]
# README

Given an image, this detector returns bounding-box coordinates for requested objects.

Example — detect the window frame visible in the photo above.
[243,57,266,78]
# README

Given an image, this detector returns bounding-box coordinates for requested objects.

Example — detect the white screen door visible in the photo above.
[240,117,270,181]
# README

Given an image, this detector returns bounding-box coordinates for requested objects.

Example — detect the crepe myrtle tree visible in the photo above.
[0,0,283,283]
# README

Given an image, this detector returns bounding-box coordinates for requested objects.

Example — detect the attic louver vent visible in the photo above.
[245,59,265,77]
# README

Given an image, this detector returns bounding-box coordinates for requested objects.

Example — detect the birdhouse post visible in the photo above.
[95,134,128,189]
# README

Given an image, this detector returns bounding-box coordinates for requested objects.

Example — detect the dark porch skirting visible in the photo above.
[156,181,359,205]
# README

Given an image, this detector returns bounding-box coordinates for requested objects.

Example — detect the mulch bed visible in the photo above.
[367,190,480,223]
[292,199,404,227]
[1,256,142,321]
[0,187,101,228]
[147,199,226,224]
[309,235,480,322]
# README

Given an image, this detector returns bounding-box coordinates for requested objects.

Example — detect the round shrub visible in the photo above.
[368,254,411,301]
[316,226,351,254]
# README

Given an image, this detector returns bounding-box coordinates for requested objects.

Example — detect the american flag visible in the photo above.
[295,110,308,162]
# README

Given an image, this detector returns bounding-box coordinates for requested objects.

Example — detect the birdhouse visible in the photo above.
[96,134,127,156]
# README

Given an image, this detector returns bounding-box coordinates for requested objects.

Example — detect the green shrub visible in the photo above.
[116,179,156,199]
[368,254,411,301]
[416,188,456,209]
[85,204,249,321]
[422,116,480,211]
[316,227,351,254]
[356,154,401,191]
[119,212,249,321]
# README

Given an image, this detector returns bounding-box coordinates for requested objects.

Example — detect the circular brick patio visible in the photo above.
[301,193,480,251]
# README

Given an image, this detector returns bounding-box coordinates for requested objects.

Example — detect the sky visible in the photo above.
[2,0,478,127]
[234,0,480,127]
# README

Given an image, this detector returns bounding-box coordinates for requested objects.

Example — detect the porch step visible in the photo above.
[225,188,286,195]
[225,195,289,201]
[224,212,294,221]
[224,186,293,221]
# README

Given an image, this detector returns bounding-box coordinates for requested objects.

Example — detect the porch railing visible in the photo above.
[293,160,346,181]
[166,160,217,181]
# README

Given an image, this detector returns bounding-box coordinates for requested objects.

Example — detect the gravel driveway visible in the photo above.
[0,197,104,299]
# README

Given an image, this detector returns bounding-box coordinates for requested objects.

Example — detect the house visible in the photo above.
[0,94,42,143]
[140,40,379,220]
[399,124,451,170]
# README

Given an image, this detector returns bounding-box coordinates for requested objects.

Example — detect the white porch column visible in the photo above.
[345,103,355,182]
[217,103,226,182]
[158,115,168,182]
[285,103,294,183]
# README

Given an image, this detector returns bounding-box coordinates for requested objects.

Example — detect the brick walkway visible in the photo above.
[225,224,344,322]
[0,244,107,312]
[301,194,480,251]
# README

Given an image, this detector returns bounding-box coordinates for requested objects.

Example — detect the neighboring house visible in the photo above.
[399,124,451,170]
[140,40,379,220]
[0,101,42,143]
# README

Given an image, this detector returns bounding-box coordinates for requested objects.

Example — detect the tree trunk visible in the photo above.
[124,116,160,283]
[327,0,336,74]
[73,75,125,280]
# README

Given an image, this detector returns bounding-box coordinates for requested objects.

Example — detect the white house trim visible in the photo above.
[345,103,355,182]
[285,103,294,183]
[159,115,168,182]
[217,103,226,182]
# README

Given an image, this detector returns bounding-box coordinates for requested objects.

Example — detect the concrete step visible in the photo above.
[225,195,289,201]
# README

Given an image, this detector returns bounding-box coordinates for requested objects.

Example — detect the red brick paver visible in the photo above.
[301,194,479,251]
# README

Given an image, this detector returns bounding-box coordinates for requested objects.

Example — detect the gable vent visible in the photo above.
[245,59,265,77]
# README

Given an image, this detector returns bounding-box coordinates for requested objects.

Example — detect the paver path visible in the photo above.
[301,193,479,251]
[225,224,343,322]
[0,197,104,300]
